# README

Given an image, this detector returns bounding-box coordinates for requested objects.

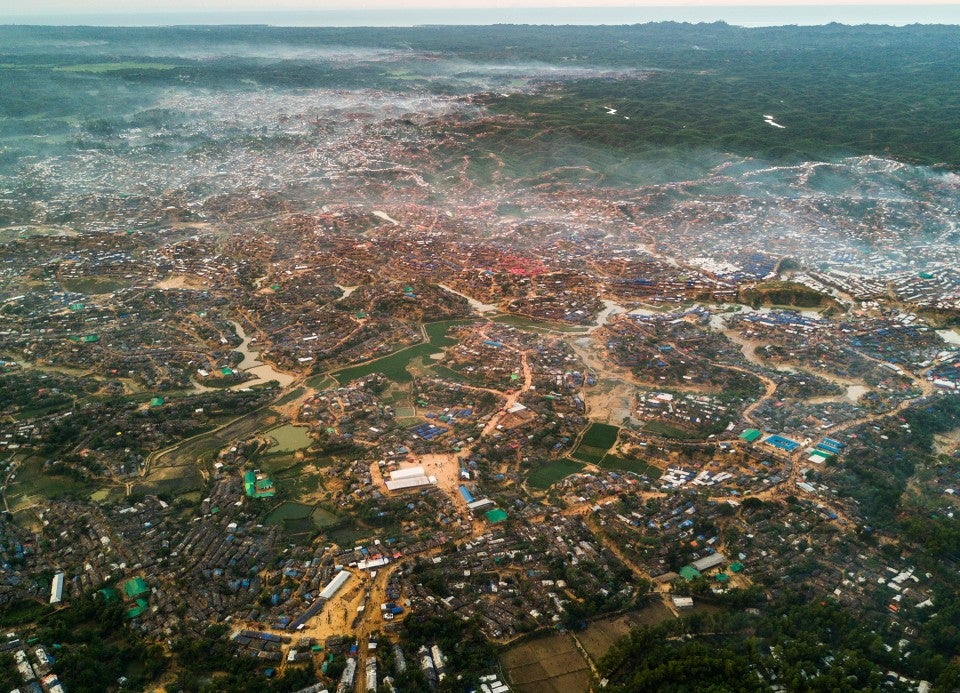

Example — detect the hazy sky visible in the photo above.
[7,0,960,13]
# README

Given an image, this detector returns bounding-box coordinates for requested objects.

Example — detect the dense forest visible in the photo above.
[601,595,960,692]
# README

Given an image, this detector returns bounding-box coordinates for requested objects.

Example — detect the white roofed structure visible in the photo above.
[319,570,352,601]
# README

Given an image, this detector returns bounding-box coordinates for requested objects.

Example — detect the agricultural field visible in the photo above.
[526,459,585,489]
[571,423,619,463]
[501,633,590,693]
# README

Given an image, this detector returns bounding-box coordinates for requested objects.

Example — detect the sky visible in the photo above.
[6,0,960,12]
[3,0,959,27]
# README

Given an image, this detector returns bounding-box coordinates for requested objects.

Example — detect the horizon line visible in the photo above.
[3,5,960,30]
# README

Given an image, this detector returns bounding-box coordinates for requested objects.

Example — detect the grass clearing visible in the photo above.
[428,364,479,384]
[151,408,281,469]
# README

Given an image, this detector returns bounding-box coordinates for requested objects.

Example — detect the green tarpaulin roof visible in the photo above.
[124,577,149,598]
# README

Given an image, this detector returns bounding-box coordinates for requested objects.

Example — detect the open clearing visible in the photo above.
[501,633,590,693]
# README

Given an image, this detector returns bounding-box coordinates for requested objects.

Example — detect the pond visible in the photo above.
[266,424,312,453]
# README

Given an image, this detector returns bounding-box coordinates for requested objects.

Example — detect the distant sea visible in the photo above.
[2,5,959,28]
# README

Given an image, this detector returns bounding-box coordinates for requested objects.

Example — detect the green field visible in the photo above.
[527,458,586,489]
[6,456,97,506]
[305,374,336,390]
[332,319,473,384]
[580,423,620,448]
[571,423,620,462]
[326,524,372,547]
[571,445,608,464]
[429,364,480,384]
[643,421,698,440]
[265,502,342,540]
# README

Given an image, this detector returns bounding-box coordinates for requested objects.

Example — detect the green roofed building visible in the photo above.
[97,587,119,603]
[730,562,744,573]
[485,508,508,524]
[809,451,832,464]
[221,367,234,376]
[69,302,85,311]
[124,577,149,599]
[149,397,164,407]
[82,334,99,343]
[739,429,762,443]
[679,566,702,581]
[716,573,730,582]
[126,598,149,620]
[243,470,276,499]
